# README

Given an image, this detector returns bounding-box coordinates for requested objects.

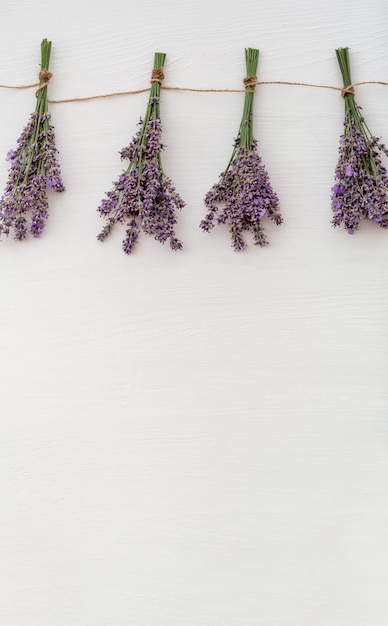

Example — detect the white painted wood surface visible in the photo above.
[0,0,387,624]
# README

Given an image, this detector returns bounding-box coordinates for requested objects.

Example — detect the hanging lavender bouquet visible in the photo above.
[0,39,64,241]
[331,47,388,233]
[98,52,184,254]
[200,48,282,251]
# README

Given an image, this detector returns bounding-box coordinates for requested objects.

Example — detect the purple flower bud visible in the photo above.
[0,111,64,241]
[97,114,184,253]
[331,105,388,233]
[201,140,282,250]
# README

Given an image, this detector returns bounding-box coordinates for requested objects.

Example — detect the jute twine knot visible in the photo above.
[341,84,355,98]
[244,75,257,90]
[151,68,164,84]
[36,69,53,96]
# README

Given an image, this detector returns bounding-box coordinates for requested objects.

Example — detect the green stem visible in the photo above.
[239,48,259,150]
[336,48,369,139]
[225,48,259,173]
[36,38,51,117]
[335,47,377,174]
[129,52,166,181]
[19,39,52,186]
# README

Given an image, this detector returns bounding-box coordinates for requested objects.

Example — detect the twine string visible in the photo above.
[341,84,355,98]
[35,69,53,97]
[243,75,258,90]
[0,82,39,90]
[0,78,387,103]
[150,67,165,84]
[249,79,341,92]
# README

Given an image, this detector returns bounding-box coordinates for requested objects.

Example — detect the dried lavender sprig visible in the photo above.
[97,52,185,254]
[200,48,282,251]
[0,39,64,241]
[331,47,388,233]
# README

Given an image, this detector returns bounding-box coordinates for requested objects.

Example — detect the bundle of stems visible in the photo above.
[331,47,388,233]
[200,48,282,251]
[97,52,185,254]
[0,39,64,241]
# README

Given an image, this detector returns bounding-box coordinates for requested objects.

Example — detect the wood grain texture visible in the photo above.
[0,0,387,624]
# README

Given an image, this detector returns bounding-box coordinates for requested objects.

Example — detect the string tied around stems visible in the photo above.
[341,84,355,98]
[35,68,53,97]
[150,68,164,84]
[243,75,257,90]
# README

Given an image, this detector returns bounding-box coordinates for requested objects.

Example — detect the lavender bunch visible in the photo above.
[0,39,64,241]
[98,53,184,254]
[200,48,282,251]
[331,47,388,233]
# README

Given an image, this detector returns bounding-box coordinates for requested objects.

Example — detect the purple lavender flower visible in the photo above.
[0,40,64,242]
[202,139,282,251]
[331,48,388,233]
[200,48,282,251]
[97,53,184,254]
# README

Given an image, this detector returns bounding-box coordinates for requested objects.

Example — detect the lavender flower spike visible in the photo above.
[331,47,388,233]
[97,53,185,254]
[200,48,282,251]
[0,39,64,241]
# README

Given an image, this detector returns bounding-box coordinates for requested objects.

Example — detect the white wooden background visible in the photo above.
[0,0,387,624]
